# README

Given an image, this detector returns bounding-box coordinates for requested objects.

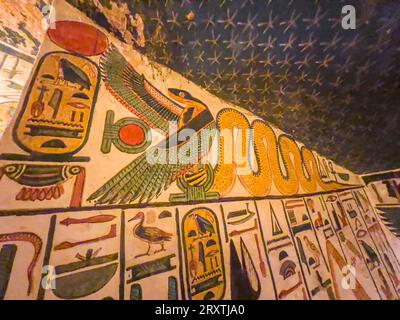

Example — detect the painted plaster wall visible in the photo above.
[0,0,48,137]
[0,0,398,300]
[361,170,400,263]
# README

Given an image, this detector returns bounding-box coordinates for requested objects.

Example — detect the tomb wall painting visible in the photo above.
[362,169,400,263]
[0,40,34,137]
[0,0,49,56]
[0,0,399,300]
[0,0,50,137]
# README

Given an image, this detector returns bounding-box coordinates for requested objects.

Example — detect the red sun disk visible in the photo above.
[119,124,145,146]
[47,21,108,56]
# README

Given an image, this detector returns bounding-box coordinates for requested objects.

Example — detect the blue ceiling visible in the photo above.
[68,0,400,174]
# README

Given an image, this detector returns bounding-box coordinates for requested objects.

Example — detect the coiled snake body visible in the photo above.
[211,108,353,197]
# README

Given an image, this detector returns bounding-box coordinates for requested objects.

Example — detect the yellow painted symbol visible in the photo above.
[14,52,100,157]
[182,207,225,300]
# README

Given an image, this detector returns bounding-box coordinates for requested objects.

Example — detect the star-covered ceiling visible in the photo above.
[65,1,400,173]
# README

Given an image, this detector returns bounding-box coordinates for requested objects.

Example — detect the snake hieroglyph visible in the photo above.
[0,232,42,296]
[210,108,354,197]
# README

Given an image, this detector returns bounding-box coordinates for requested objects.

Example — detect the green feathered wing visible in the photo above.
[88,128,215,204]
[99,44,182,134]
[89,44,215,204]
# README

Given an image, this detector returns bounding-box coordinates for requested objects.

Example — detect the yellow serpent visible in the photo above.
[211,108,353,197]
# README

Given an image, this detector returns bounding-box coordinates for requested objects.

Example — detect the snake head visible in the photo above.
[168,88,203,105]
